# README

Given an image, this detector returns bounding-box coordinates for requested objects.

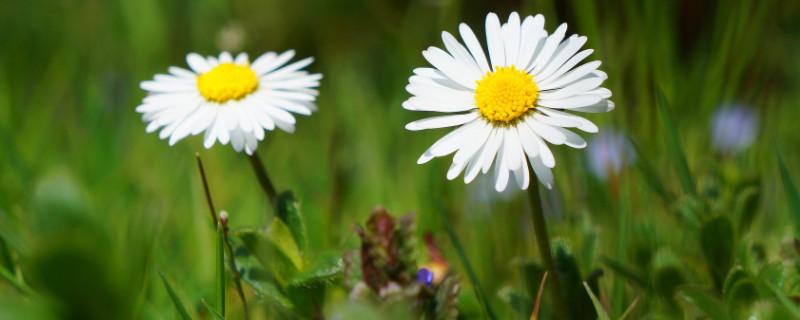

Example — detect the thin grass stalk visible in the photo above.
[247,151,278,205]
[438,203,498,320]
[526,164,568,320]
[196,154,250,320]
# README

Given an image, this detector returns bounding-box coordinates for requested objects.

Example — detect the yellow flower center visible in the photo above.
[196,63,258,103]
[474,65,538,124]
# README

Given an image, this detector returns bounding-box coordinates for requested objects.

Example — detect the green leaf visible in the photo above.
[629,138,671,203]
[722,266,749,302]
[725,278,760,318]
[215,223,225,316]
[438,204,498,320]
[653,266,684,300]
[776,147,800,236]
[237,227,300,286]
[241,268,294,312]
[700,216,735,290]
[276,191,309,257]
[761,280,800,318]
[289,251,343,288]
[678,288,729,320]
[583,282,610,320]
[553,241,596,320]
[734,187,760,235]
[268,218,304,271]
[600,257,648,289]
[158,270,193,320]
[201,298,226,320]
[497,286,533,317]
[655,88,696,196]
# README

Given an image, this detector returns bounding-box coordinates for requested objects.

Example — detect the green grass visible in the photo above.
[2,0,800,319]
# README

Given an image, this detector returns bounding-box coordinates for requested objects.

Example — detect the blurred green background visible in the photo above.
[2,0,800,319]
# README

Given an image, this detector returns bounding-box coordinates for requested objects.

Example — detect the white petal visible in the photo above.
[459,23,491,72]
[538,95,603,109]
[536,35,586,81]
[504,12,521,66]
[539,77,605,100]
[530,155,554,189]
[230,127,245,152]
[517,15,546,68]
[529,23,567,73]
[552,127,587,148]
[533,133,556,168]
[168,66,198,78]
[244,131,259,155]
[527,119,567,145]
[482,127,504,173]
[537,50,595,86]
[494,147,510,192]
[447,160,468,180]
[417,149,435,164]
[402,97,475,113]
[442,31,482,79]
[187,53,212,73]
[219,51,233,63]
[503,127,523,170]
[516,122,540,158]
[464,128,498,183]
[570,99,615,113]
[405,113,478,131]
[253,50,295,76]
[538,108,599,132]
[532,111,581,128]
[514,150,530,190]
[539,62,603,91]
[235,52,249,65]
[140,80,195,93]
[422,47,477,89]
[262,57,314,80]
[452,121,492,164]
[429,119,482,157]
[485,13,505,69]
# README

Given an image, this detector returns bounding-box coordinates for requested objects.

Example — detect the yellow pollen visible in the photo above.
[197,63,258,103]
[474,65,538,124]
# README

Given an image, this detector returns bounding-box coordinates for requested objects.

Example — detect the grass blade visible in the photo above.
[619,296,640,320]
[0,265,32,296]
[216,222,226,317]
[530,272,548,320]
[776,147,800,236]
[583,281,610,320]
[158,270,193,320]
[656,88,697,196]
[202,298,227,320]
[438,204,498,320]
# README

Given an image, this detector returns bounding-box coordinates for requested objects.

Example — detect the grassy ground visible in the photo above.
[2,0,800,319]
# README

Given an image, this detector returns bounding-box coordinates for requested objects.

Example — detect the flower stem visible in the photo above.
[526,167,568,320]
[196,153,250,320]
[247,151,278,205]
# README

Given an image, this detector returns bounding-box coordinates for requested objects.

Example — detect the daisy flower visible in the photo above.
[137,50,321,155]
[404,12,613,191]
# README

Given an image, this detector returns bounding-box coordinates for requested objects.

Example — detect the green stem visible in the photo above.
[526,167,568,320]
[196,154,250,320]
[247,152,278,205]
[438,204,498,320]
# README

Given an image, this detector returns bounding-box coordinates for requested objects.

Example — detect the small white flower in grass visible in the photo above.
[137,51,321,155]
[404,12,614,191]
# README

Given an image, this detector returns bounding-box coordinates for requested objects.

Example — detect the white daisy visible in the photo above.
[404,12,614,191]
[137,50,321,155]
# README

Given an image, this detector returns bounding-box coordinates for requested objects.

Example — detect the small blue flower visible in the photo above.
[417,268,434,286]
[711,104,759,155]
[586,129,635,181]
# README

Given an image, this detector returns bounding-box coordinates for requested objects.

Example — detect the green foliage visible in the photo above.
[158,270,193,320]
[1,0,800,319]
[700,216,735,290]
[215,223,226,316]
